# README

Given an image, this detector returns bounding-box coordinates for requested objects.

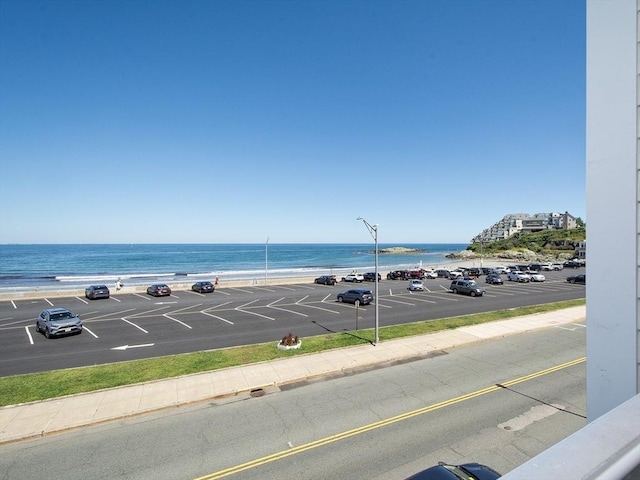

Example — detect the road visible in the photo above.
[0,269,585,376]
[0,320,586,479]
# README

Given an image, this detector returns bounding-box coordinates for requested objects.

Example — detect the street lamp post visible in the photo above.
[265,236,269,285]
[356,217,379,345]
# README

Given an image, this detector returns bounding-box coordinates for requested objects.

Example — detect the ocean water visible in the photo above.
[0,243,469,291]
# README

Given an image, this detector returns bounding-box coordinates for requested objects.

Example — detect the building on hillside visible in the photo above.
[471,211,578,243]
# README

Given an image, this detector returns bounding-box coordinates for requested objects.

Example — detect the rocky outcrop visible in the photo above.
[446,249,574,262]
[377,247,426,254]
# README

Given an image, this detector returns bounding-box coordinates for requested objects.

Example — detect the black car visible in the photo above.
[147,284,172,296]
[485,273,503,285]
[192,281,215,293]
[387,270,410,280]
[336,288,373,305]
[85,284,110,300]
[466,267,482,277]
[564,260,583,268]
[567,274,586,284]
[362,272,381,282]
[314,275,337,285]
[406,462,501,480]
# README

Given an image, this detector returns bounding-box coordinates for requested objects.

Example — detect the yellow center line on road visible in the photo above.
[195,357,586,480]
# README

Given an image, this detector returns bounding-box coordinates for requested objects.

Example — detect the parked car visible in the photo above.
[527,271,546,282]
[342,272,364,283]
[563,260,583,268]
[314,275,337,285]
[551,262,564,271]
[450,279,486,297]
[507,271,531,282]
[434,269,452,278]
[336,288,373,305]
[538,263,554,271]
[147,284,172,296]
[406,461,501,480]
[567,274,586,284]
[35,307,83,338]
[448,270,464,280]
[192,281,215,293]
[423,270,438,279]
[485,273,503,285]
[387,270,411,280]
[492,266,509,274]
[408,279,425,291]
[362,272,381,282]
[85,284,110,300]
[466,267,482,277]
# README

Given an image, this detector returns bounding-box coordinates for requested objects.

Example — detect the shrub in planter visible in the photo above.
[277,333,301,350]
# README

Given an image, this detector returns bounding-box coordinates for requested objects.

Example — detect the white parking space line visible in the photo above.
[296,303,341,314]
[202,301,233,312]
[251,287,277,292]
[122,318,149,333]
[379,297,416,306]
[163,314,193,329]
[11,300,17,309]
[83,326,99,338]
[403,296,437,304]
[134,293,152,300]
[234,307,275,321]
[109,296,122,302]
[44,298,54,306]
[201,311,234,325]
[25,326,34,344]
[268,305,308,317]
[76,297,88,304]
[229,287,256,294]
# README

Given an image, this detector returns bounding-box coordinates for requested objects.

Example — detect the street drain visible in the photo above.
[250,388,265,397]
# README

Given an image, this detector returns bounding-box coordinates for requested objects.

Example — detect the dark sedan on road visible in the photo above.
[406,461,501,480]
[85,284,110,300]
[485,273,503,285]
[191,281,215,293]
[337,288,373,305]
[35,307,83,339]
[147,284,172,296]
[314,275,337,285]
[567,274,586,284]
[363,272,381,282]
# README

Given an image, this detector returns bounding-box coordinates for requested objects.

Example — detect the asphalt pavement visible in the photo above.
[0,305,586,445]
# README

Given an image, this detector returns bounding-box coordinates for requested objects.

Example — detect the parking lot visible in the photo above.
[0,269,586,376]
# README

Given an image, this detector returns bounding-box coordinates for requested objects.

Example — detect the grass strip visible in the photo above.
[0,299,584,407]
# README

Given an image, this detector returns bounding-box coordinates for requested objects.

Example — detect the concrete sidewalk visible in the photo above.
[0,305,586,445]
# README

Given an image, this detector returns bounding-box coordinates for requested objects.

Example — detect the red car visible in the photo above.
[147,284,172,296]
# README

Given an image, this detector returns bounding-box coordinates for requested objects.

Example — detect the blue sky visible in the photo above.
[0,0,585,244]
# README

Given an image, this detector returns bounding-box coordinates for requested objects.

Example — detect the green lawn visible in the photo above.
[0,299,585,407]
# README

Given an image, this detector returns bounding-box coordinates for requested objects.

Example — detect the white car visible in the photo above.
[507,271,531,282]
[342,273,364,283]
[551,263,564,271]
[423,270,438,279]
[492,266,510,274]
[448,270,464,279]
[408,279,425,291]
[527,271,546,282]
